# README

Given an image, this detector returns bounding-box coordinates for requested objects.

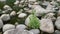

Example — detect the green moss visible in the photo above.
[29,10,40,29]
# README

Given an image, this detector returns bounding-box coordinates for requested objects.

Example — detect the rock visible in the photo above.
[0,19,3,29]
[46,4,55,13]
[57,0,60,2]
[16,24,27,31]
[14,0,19,5]
[3,24,15,32]
[1,14,10,21]
[10,11,16,16]
[33,5,46,16]
[18,13,27,18]
[55,16,60,29]
[42,1,50,6]
[28,0,36,2]
[54,30,60,34]
[3,5,12,10]
[17,9,23,15]
[44,13,56,21]
[57,10,60,16]
[40,19,54,33]
[3,29,34,34]
[30,29,40,34]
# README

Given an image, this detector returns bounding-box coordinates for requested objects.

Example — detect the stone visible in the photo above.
[46,4,55,13]
[40,19,54,33]
[18,13,27,18]
[30,29,40,34]
[57,10,60,16]
[55,16,60,29]
[1,14,10,21]
[44,13,56,21]
[3,29,34,34]
[54,30,60,34]
[10,11,16,16]
[16,24,27,31]
[3,24,15,32]
[0,18,3,29]
[3,5,12,10]
[14,0,19,5]
[28,0,36,2]
[33,5,46,16]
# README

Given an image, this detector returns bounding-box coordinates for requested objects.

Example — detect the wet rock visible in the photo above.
[28,0,36,2]
[57,10,60,16]
[14,0,19,5]
[18,13,27,18]
[16,24,27,31]
[40,19,54,33]
[30,29,40,34]
[54,30,60,34]
[1,14,10,21]
[3,24,15,32]
[10,11,16,16]
[55,16,60,29]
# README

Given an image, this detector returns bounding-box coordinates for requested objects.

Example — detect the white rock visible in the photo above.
[10,11,16,16]
[4,29,34,34]
[30,29,40,34]
[14,0,19,5]
[42,1,50,6]
[3,24,15,32]
[1,14,10,21]
[3,5,12,10]
[46,4,55,13]
[57,0,60,2]
[28,0,36,2]
[55,16,60,29]
[44,13,56,21]
[33,5,46,16]
[18,13,27,18]
[40,19,54,33]
[16,24,27,31]
[0,19,3,29]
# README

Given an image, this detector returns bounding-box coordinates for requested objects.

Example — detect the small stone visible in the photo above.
[3,24,15,32]
[30,29,40,34]
[3,5,12,10]
[40,19,54,33]
[57,10,60,16]
[10,11,16,16]
[54,30,60,34]
[55,16,60,29]
[16,24,27,31]
[14,0,19,5]
[1,14,10,21]
[18,13,27,18]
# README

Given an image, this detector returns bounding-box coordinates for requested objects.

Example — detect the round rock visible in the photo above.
[1,14,10,21]
[3,24,15,32]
